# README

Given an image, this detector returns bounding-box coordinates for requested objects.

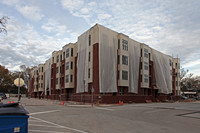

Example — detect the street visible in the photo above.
[2,97,200,133]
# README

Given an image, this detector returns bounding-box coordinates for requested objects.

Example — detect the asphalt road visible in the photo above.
[2,97,200,133]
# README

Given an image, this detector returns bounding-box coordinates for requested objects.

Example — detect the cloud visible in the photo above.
[16,5,44,21]
[0,0,44,21]
[61,0,84,11]
[60,0,112,26]
[0,0,20,6]
[41,19,66,33]
[0,17,70,71]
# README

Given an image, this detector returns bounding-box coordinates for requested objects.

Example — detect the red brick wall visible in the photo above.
[61,59,65,89]
[93,43,99,94]
[74,56,77,93]
[51,63,57,99]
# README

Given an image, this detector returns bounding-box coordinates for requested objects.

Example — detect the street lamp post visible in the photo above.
[18,72,21,102]
[83,80,85,104]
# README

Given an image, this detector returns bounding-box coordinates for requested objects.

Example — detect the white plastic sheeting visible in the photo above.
[152,49,172,94]
[99,25,118,93]
[76,31,89,93]
[44,59,51,95]
[128,40,141,93]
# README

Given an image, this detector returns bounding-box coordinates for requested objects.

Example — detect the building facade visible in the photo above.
[28,24,181,103]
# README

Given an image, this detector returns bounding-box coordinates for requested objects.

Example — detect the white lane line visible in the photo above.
[29,124,65,128]
[29,129,70,133]
[29,110,60,115]
[30,116,88,133]
[28,119,39,122]
[145,109,169,113]
[95,107,114,111]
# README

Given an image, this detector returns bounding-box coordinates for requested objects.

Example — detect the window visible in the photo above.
[176,63,178,69]
[144,62,148,70]
[71,75,73,82]
[56,67,59,73]
[118,71,120,80]
[71,62,73,69]
[144,74,149,83]
[41,75,43,80]
[144,48,148,58]
[41,83,43,88]
[42,67,43,72]
[122,71,128,80]
[141,48,142,57]
[57,55,59,63]
[120,87,124,95]
[118,39,120,49]
[141,88,145,95]
[66,75,69,83]
[39,68,40,72]
[176,81,178,86]
[71,48,73,57]
[122,39,128,51]
[56,78,58,84]
[141,62,142,70]
[89,52,91,62]
[118,55,120,64]
[169,59,172,66]
[52,57,54,63]
[60,55,62,61]
[89,35,91,46]
[63,52,65,58]
[88,68,90,79]
[66,48,69,58]
[122,55,128,65]
[141,75,142,82]
[66,62,69,70]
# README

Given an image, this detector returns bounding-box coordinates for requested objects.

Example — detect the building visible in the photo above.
[28,24,181,103]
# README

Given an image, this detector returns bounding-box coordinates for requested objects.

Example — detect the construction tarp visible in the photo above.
[76,31,89,93]
[152,49,172,94]
[99,25,118,93]
[129,40,141,93]
[44,58,51,95]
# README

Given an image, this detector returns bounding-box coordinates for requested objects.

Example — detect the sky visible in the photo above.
[0,0,200,75]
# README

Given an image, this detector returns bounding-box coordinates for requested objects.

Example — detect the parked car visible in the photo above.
[0,93,7,100]
[194,97,200,100]
[181,95,188,100]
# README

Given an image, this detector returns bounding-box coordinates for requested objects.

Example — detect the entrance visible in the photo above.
[66,88,74,101]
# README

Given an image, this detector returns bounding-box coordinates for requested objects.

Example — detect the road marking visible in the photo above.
[95,107,114,111]
[28,119,39,122]
[29,110,60,115]
[29,124,62,128]
[145,109,169,113]
[30,116,88,133]
[29,129,71,133]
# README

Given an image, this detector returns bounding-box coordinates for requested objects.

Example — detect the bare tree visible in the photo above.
[0,16,9,34]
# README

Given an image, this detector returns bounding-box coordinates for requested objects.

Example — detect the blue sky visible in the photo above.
[0,0,200,75]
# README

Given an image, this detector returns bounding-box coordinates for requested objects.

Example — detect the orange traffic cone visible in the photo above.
[9,101,11,104]
[62,101,65,105]
[119,100,123,105]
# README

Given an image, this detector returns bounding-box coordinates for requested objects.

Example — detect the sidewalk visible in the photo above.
[1,97,118,108]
